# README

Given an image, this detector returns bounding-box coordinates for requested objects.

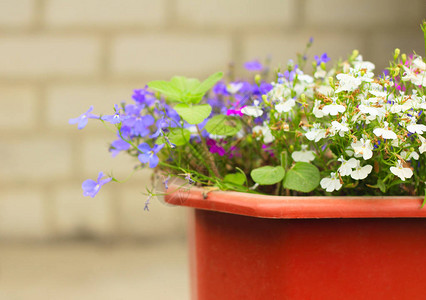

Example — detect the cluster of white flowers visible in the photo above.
[262,52,426,193]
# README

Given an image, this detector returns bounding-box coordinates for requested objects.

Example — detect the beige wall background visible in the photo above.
[0,0,425,241]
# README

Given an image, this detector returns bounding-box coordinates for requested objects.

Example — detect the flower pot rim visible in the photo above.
[164,185,426,219]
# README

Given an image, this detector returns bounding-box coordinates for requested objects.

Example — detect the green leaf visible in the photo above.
[251,166,285,185]
[193,72,223,96]
[283,162,320,193]
[147,80,182,102]
[174,103,212,125]
[205,115,242,136]
[367,179,386,193]
[224,172,246,186]
[170,76,200,92]
[156,128,191,146]
[421,187,426,209]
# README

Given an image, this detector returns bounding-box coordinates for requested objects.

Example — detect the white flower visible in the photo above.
[275,99,296,113]
[407,123,426,134]
[351,138,373,160]
[322,103,346,116]
[368,82,387,97]
[305,123,327,142]
[419,135,426,154]
[291,145,315,162]
[335,73,362,93]
[400,150,419,161]
[337,157,358,176]
[268,83,286,101]
[313,100,325,118]
[320,172,342,192]
[390,160,413,181]
[252,124,275,144]
[316,85,334,97]
[350,160,373,180]
[314,69,327,79]
[226,82,243,94]
[373,121,397,140]
[331,119,350,137]
[241,100,263,117]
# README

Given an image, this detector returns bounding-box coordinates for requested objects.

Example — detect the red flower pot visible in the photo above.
[165,187,426,300]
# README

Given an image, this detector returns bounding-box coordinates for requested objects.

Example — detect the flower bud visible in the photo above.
[312,61,317,69]
[392,67,400,77]
[394,48,400,60]
[350,49,359,61]
[255,74,261,85]
[328,76,335,88]
[320,61,326,71]
[401,53,407,64]
[300,94,306,102]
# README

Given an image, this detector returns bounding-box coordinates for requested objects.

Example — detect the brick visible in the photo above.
[242,32,364,74]
[0,136,73,182]
[119,183,187,238]
[0,188,48,239]
[111,34,232,77]
[81,135,143,179]
[0,85,37,130]
[46,83,138,130]
[0,36,101,78]
[53,184,114,238]
[0,0,35,28]
[305,0,424,27]
[177,0,295,28]
[45,0,166,27]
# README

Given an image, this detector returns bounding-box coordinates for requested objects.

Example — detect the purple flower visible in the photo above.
[244,60,263,72]
[144,194,151,211]
[110,138,131,157]
[226,107,245,116]
[82,172,112,198]
[314,53,330,66]
[101,104,123,124]
[132,87,155,107]
[121,104,155,137]
[138,143,164,168]
[213,81,229,96]
[69,106,98,129]
[207,139,226,156]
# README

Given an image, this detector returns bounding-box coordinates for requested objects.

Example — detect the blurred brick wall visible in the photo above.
[0,0,424,241]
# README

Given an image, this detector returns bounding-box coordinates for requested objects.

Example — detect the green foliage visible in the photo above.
[174,103,212,125]
[205,115,242,136]
[147,72,223,104]
[223,172,246,186]
[156,128,191,146]
[283,162,320,193]
[251,166,285,185]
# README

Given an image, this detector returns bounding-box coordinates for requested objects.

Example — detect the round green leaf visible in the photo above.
[224,172,246,186]
[174,103,212,125]
[205,115,242,136]
[283,162,320,193]
[251,166,285,185]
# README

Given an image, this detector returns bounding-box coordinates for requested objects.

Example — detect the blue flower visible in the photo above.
[122,104,155,137]
[82,172,112,197]
[101,104,124,124]
[314,53,330,66]
[244,60,263,72]
[110,137,131,157]
[138,143,164,168]
[69,106,98,129]
[132,86,155,107]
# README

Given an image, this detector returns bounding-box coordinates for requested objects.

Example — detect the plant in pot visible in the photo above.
[70,23,426,299]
